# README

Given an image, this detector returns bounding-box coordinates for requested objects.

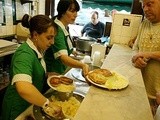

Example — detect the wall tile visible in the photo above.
[6,26,14,35]
[0,0,46,37]
[38,0,45,14]
[5,0,12,6]
[1,26,7,35]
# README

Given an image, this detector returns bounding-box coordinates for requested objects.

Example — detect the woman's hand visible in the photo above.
[47,72,60,78]
[81,63,89,77]
[72,50,78,57]
[81,63,91,85]
[43,101,65,119]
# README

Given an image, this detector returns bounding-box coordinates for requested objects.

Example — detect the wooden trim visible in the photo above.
[45,0,51,16]
[51,0,55,17]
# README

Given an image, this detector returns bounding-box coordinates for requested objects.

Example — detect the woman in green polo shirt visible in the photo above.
[1,14,64,120]
[44,0,89,76]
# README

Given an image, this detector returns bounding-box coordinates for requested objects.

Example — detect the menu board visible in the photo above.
[110,13,142,45]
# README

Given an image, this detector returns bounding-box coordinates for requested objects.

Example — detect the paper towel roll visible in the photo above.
[92,51,101,67]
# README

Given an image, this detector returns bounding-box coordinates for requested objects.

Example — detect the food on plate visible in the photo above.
[60,76,73,85]
[50,77,61,87]
[87,69,112,84]
[104,72,129,89]
[87,69,129,90]
[43,104,65,119]
[49,76,75,92]
[50,96,80,118]
[56,84,75,92]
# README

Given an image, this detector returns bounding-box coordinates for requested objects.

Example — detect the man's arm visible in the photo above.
[81,23,91,37]
[81,24,87,36]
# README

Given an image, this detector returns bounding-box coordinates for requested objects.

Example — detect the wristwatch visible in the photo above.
[42,98,49,109]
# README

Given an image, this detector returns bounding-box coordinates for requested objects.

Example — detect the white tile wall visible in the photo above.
[1,26,7,36]
[38,0,45,15]
[0,0,46,37]
[16,0,30,20]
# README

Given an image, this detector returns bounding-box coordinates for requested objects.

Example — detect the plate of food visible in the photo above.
[86,69,129,90]
[47,75,76,93]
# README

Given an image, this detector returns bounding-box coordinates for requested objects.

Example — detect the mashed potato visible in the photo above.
[105,72,129,89]
[56,84,75,92]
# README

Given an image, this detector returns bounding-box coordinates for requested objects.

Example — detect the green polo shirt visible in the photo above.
[44,18,73,74]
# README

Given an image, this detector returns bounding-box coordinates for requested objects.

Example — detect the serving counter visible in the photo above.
[16,44,153,120]
[73,44,153,120]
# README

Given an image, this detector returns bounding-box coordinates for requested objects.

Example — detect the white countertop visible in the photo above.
[73,44,153,120]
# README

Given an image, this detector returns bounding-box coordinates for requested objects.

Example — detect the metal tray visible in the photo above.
[33,90,85,120]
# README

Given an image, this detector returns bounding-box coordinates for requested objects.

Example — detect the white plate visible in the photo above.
[47,75,76,92]
[86,71,129,90]
[86,75,107,89]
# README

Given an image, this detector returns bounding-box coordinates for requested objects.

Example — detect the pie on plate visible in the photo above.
[47,75,75,92]
[87,69,112,84]
[87,69,129,90]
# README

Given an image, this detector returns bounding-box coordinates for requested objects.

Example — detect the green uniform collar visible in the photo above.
[26,38,46,72]
[54,18,69,36]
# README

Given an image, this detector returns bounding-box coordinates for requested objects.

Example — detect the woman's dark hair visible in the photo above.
[57,0,80,19]
[21,14,57,37]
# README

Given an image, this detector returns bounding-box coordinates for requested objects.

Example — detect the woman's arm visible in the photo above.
[15,81,47,107]
[16,81,64,118]
[60,54,89,76]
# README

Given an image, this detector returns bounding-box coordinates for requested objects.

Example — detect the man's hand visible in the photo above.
[132,57,148,68]
[132,52,150,69]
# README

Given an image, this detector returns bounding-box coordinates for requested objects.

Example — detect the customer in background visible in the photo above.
[1,14,64,120]
[44,0,89,76]
[81,11,105,39]
[131,0,160,116]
